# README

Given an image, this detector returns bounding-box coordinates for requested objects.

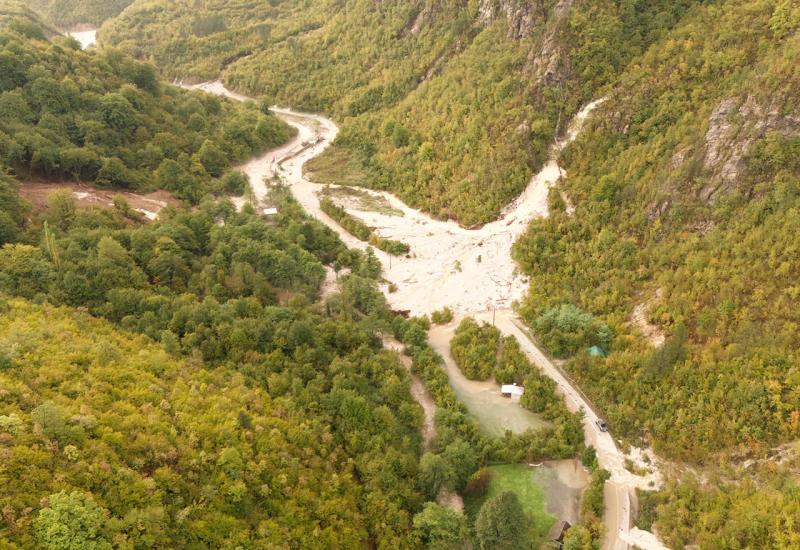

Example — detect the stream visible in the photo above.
[189,81,666,549]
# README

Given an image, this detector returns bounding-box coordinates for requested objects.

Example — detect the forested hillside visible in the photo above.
[0,186,586,547]
[0,182,431,546]
[513,0,800,462]
[102,0,698,225]
[26,0,133,27]
[9,0,800,547]
[100,0,799,457]
[0,19,293,205]
[0,14,419,545]
[0,1,58,36]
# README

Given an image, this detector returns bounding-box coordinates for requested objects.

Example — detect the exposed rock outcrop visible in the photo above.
[701,95,800,201]
[478,0,575,84]
[478,0,546,39]
[528,0,574,85]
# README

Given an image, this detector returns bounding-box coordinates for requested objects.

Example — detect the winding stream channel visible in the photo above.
[185,79,604,318]
[70,30,666,550]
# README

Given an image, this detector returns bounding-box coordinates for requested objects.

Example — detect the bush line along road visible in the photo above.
[192,78,668,550]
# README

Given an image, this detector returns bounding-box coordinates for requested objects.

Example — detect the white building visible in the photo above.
[501,384,524,400]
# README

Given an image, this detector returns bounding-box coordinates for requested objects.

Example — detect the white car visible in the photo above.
[595,419,608,432]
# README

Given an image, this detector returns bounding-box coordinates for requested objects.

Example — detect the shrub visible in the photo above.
[431,307,454,325]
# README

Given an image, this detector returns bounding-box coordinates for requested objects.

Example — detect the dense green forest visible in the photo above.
[640,460,800,549]
[0,17,293,204]
[0,1,59,36]
[10,0,800,547]
[0,172,434,546]
[513,0,800,463]
[0,10,423,546]
[101,0,699,225]
[0,12,586,546]
[0,188,587,546]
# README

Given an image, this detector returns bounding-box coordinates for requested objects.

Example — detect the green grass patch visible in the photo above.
[464,464,556,546]
[318,185,404,217]
[305,146,371,187]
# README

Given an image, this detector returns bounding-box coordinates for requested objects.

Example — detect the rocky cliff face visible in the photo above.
[527,0,573,85]
[476,0,573,84]
[701,94,800,201]
[477,0,547,39]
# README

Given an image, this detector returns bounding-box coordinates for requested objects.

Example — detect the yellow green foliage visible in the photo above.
[0,298,371,545]
[513,0,800,461]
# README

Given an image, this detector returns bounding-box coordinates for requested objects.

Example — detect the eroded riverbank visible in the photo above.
[183,81,604,317]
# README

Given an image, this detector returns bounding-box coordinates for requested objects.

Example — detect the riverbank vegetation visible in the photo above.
[14,0,800,546]
[450,318,499,381]
[0,10,429,546]
[0,183,427,546]
[319,196,410,255]
[99,0,799,466]
[634,453,800,549]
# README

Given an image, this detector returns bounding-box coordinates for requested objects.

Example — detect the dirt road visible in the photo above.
[475,311,664,550]
[382,337,436,449]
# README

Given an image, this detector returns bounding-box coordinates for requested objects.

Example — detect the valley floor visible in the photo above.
[185,80,668,550]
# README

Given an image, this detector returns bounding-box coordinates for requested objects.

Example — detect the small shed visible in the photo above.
[500,383,524,400]
[262,207,279,216]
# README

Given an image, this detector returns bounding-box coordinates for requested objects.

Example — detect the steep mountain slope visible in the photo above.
[0,0,60,36]
[102,0,698,225]
[0,290,422,547]
[513,0,800,462]
[100,0,800,467]
[8,1,800,547]
[26,0,134,27]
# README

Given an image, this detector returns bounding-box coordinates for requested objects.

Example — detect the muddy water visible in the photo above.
[537,459,591,525]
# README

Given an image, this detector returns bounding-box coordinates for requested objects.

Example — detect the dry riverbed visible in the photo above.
[187,81,668,549]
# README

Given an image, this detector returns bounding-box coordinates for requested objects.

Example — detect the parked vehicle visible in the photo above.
[595,419,608,432]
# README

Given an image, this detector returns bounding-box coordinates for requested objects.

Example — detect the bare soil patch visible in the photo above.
[19,181,178,220]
